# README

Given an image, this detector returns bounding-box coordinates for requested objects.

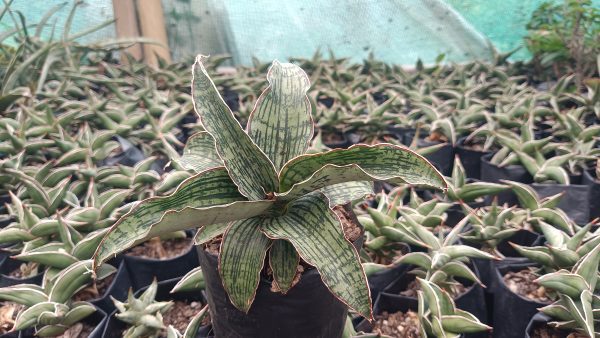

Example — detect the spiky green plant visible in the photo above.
[459,201,521,256]
[417,278,491,337]
[445,157,508,203]
[112,279,173,338]
[393,214,495,294]
[511,221,600,273]
[535,243,600,337]
[492,118,572,184]
[0,261,115,337]
[92,56,446,319]
[504,180,573,234]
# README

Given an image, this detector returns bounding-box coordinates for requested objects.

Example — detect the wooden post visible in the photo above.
[111,0,143,62]
[136,0,172,67]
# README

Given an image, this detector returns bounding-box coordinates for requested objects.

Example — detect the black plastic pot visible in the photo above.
[0,258,43,287]
[16,308,107,338]
[323,131,362,149]
[387,126,415,145]
[90,261,132,314]
[405,133,454,176]
[524,312,581,338]
[491,263,548,338]
[366,244,411,302]
[480,153,533,205]
[198,207,364,338]
[583,169,600,222]
[471,229,542,292]
[455,137,491,180]
[0,215,12,229]
[445,198,486,228]
[103,278,210,338]
[124,239,199,291]
[354,292,420,334]
[530,182,590,224]
[99,136,145,167]
[382,269,488,337]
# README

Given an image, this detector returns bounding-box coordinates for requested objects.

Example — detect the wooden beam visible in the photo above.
[136,0,172,66]
[111,0,143,62]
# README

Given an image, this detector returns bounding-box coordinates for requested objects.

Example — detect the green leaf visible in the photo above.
[319,181,374,207]
[183,305,209,338]
[192,56,278,199]
[573,242,600,290]
[441,315,490,333]
[171,267,205,293]
[0,284,47,307]
[219,218,271,313]
[193,222,229,245]
[93,168,274,268]
[536,272,588,298]
[269,239,299,294]
[278,144,446,199]
[49,261,116,303]
[174,132,223,173]
[247,61,313,171]
[261,193,372,319]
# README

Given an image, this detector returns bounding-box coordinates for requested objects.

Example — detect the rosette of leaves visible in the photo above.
[552,110,600,176]
[12,217,112,279]
[493,120,572,184]
[356,190,408,264]
[398,197,453,232]
[535,243,600,337]
[112,279,173,338]
[391,213,495,293]
[417,278,491,337]
[503,180,574,234]
[459,201,521,256]
[92,56,446,319]
[0,260,115,337]
[511,220,600,273]
[444,157,508,203]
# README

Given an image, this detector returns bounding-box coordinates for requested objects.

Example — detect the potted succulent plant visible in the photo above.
[357,279,490,338]
[582,160,600,221]
[524,243,600,337]
[492,219,600,338]
[92,56,446,337]
[0,260,114,337]
[103,278,209,338]
[380,215,494,334]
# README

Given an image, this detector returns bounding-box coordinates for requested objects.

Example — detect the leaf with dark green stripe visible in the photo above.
[247,61,313,171]
[278,144,446,197]
[192,56,278,199]
[93,168,274,269]
[175,132,223,173]
[219,218,272,312]
[261,193,372,319]
[194,222,229,245]
[269,239,299,294]
[320,181,374,207]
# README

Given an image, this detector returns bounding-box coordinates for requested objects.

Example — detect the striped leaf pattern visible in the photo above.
[269,239,299,294]
[194,222,229,245]
[192,56,278,200]
[175,132,223,173]
[320,181,374,207]
[260,193,372,319]
[92,168,274,268]
[278,144,446,193]
[219,218,272,313]
[247,61,313,171]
